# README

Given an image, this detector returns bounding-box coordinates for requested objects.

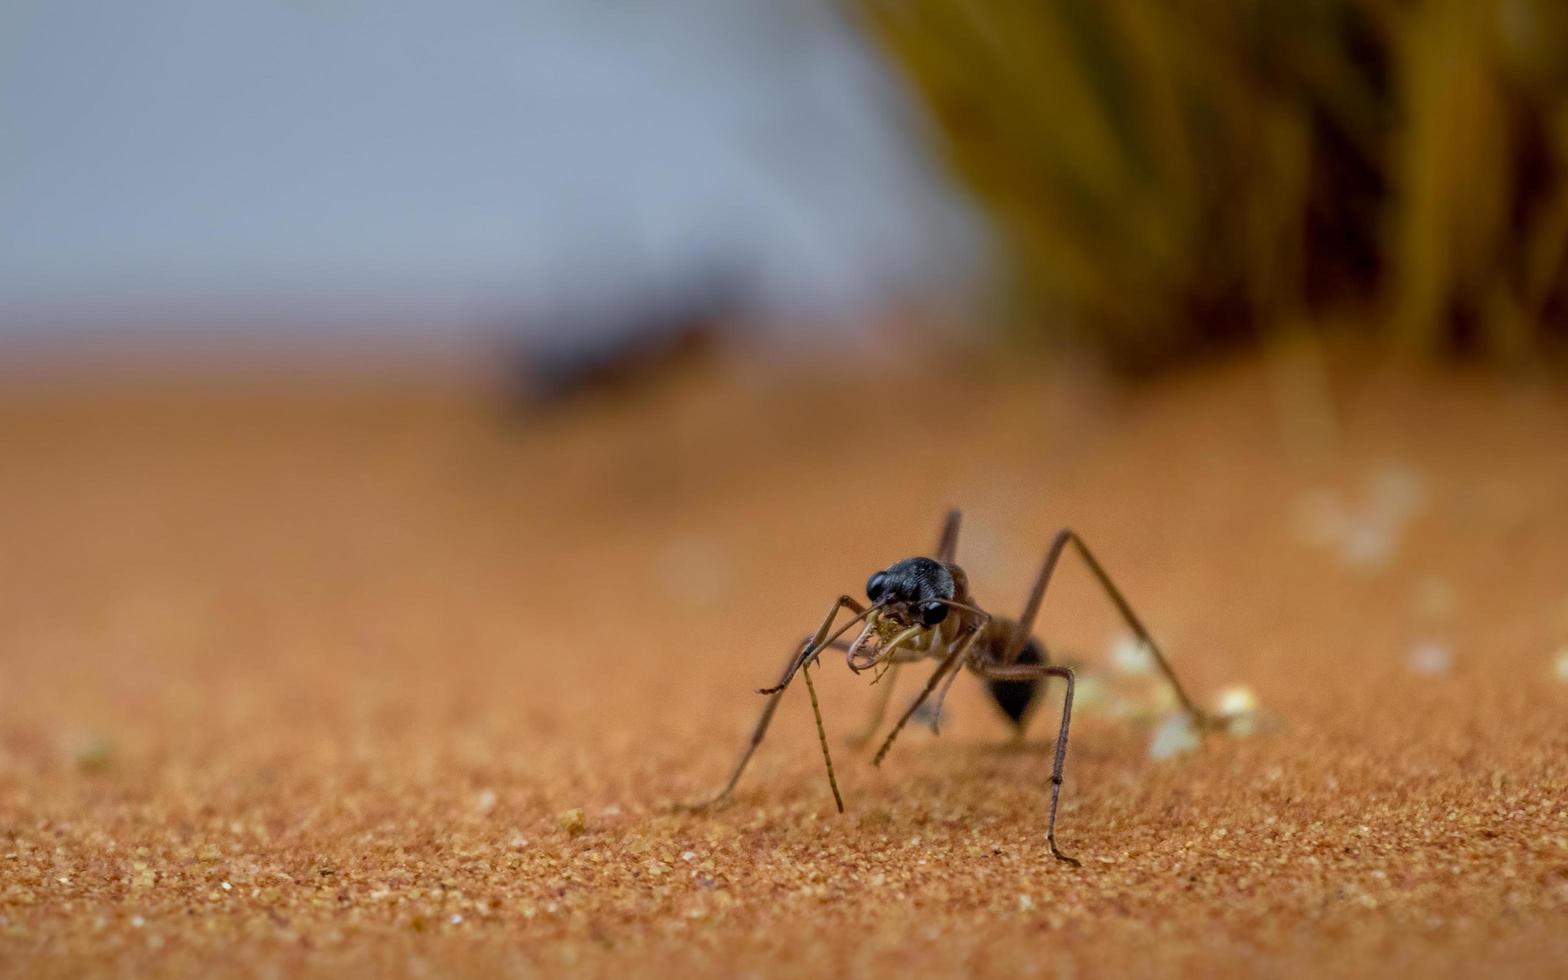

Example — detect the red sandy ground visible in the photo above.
[1,348,1566,978]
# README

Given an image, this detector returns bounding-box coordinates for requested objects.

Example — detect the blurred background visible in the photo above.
[0,0,981,376]
[5,3,1568,969]
[9,0,1568,374]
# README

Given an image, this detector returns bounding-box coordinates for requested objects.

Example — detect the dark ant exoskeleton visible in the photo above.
[681,510,1219,866]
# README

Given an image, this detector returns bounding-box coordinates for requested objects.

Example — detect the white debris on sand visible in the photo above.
[1341,519,1393,567]
[1290,464,1428,569]
[1109,634,1154,675]
[1408,640,1453,676]
[1369,464,1427,523]
[1149,712,1200,760]
[1553,648,1568,683]
[1290,489,1350,549]
[1216,685,1259,716]
[1070,674,1109,714]
[1073,667,1173,722]
[1214,684,1263,736]
[1076,635,1180,722]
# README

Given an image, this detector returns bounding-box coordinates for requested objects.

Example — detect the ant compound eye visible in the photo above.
[866,571,888,601]
[918,601,949,627]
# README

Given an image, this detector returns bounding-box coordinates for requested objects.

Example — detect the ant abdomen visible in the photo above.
[986,639,1045,727]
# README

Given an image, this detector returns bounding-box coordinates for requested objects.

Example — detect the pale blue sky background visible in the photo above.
[0,0,980,338]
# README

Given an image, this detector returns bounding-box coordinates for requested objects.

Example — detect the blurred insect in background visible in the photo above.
[682,510,1218,866]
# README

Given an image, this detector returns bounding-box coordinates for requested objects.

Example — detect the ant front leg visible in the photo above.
[981,661,1080,866]
[678,596,866,812]
[869,626,982,766]
[1011,529,1216,731]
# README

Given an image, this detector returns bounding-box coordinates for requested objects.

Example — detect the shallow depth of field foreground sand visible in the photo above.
[2,348,1567,978]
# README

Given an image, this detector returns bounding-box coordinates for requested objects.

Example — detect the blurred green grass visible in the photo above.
[855,0,1568,369]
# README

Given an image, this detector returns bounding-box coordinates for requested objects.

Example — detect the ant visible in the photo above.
[682,510,1219,866]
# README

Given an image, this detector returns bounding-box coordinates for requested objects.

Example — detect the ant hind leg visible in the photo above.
[935,509,961,564]
[1009,529,1215,730]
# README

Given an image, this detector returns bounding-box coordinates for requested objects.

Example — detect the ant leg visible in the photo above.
[984,638,1050,731]
[926,659,966,735]
[936,508,961,564]
[679,596,866,811]
[870,628,981,766]
[847,663,900,747]
[800,658,844,812]
[982,661,1081,866]
[1010,530,1215,729]
[758,596,869,694]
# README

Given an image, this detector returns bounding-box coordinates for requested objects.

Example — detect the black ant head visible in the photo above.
[846,557,959,672]
[864,557,955,628]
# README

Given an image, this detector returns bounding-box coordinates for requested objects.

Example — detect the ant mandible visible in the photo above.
[682,510,1218,866]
